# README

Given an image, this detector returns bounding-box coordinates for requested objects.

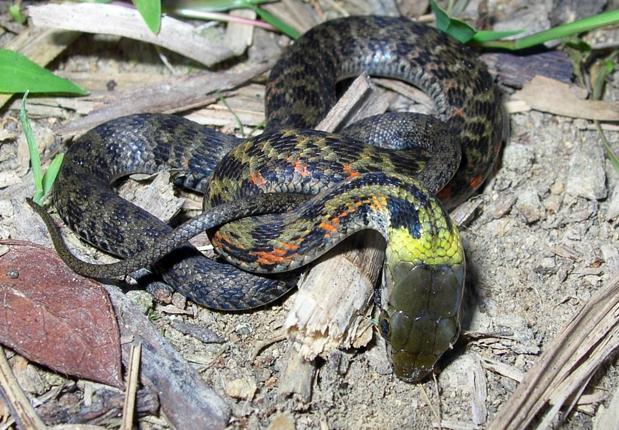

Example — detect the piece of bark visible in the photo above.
[279,76,388,396]
[488,274,619,430]
[105,285,230,430]
[36,387,159,426]
[28,3,234,67]
[315,73,373,131]
[481,50,573,89]
[223,10,256,56]
[56,60,274,138]
[0,27,79,109]
[513,75,619,121]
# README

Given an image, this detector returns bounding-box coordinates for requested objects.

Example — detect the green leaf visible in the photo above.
[19,93,44,203]
[477,8,619,50]
[472,29,522,43]
[9,4,26,24]
[133,0,161,33]
[165,0,270,13]
[0,50,87,95]
[20,93,65,203]
[252,5,300,39]
[430,0,476,43]
[42,154,64,197]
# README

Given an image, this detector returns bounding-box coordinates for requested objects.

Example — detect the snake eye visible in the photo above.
[378,312,391,338]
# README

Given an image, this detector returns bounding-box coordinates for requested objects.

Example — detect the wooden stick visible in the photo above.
[0,347,46,430]
[28,3,234,67]
[121,343,142,430]
[56,60,274,138]
[279,74,390,396]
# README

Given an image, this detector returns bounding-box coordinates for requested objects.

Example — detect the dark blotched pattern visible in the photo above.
[51,16,504,310]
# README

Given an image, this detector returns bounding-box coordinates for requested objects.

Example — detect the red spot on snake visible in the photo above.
[249,171,267,187]
[279,241,299,251]
[469,175,483,190]
[293,160,311,177]
[370,195,386,211]
[252,248,293,266]
[342,163,360,179]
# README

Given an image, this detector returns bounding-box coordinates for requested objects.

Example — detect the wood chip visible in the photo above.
[480,357,524,382]
[278,75,399,397]
[29,3,235,67]
[513,75,619,121]
[56,60,274,138]
[316,73,373,131]
[469,355,488,426]
[374,77,434,110]
[223,9,256,56]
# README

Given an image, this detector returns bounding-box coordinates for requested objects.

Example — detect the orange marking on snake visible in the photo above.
[210,231,230,249]
[279,241,299,251]
[249,171,267,186]
[293,160,311,177]
[451,107,466,118]
[370,195,387,211]
[252,248,293,265]
[469,175,484,190]
[319,221,338,234]
[342,163,360,179]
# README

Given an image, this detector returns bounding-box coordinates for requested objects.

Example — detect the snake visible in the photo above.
[29,16,505,382]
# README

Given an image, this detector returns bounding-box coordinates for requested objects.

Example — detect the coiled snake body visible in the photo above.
[31,16,505,382]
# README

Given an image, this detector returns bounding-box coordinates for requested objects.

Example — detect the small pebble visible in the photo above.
[171,319,224,344]
[534,257,557,275]
[126,290,154,314]
[267,413,296,430]
[502,143,535,172]
[566,138,607,200]
[235,322,252,337]
[0,200,13,219]
[171,292,186,310]
[488,194,517,219]
[544,194,563,214]
[606,186,619,221]
[224,377,257,400]
[145,281,174,304]
[515,188,545,223]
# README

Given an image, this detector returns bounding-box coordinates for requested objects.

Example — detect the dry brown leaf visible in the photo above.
[0,240,123,388]
[513,75,619,121]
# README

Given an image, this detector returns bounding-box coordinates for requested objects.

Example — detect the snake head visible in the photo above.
[379,260,466,382]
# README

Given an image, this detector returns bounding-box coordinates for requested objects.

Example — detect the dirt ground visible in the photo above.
[0,0,618,429]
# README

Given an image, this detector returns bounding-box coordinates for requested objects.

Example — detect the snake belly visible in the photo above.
[44,16,505,381]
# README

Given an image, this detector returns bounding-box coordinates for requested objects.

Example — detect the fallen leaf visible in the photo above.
[0,240,123,388]
[513,75,619,121]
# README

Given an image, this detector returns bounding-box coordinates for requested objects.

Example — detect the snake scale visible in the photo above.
[30,16,505,382]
